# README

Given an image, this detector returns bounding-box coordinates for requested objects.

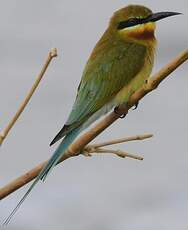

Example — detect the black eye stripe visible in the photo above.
[117,17,142,30]
[117,16,150,30]
[128,18,140,23]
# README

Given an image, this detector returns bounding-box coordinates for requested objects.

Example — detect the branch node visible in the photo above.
[114,150,143,160]
[82,151,92,157]
[50,48,58,58]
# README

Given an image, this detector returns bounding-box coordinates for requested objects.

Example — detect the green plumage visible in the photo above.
[51,20,155,144]
[5,5,158,224]
[49,5,156,145]
[73,43,145,115]
[5,3,181,225]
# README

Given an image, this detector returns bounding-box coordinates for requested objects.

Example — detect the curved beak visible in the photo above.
[143,12,182,23]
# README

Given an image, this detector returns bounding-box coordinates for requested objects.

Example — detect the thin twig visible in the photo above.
[0,48,188,200]
[83,147,144,161]
[88,133,153,148]
[0,48,58,145]
[82,133,152,159]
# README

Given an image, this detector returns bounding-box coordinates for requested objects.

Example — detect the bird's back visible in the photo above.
[65,37,150,126]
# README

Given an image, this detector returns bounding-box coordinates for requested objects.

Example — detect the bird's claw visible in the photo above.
[114,107,127,119]
[132,102,139,110]
[119,114,127,118]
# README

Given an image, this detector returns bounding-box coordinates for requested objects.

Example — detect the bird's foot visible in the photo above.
[114,107,127,119]
[132,101,139,110]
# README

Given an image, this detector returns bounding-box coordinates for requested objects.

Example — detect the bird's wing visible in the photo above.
[50,41,146,145]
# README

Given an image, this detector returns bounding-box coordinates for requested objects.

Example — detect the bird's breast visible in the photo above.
[114,45,155,105]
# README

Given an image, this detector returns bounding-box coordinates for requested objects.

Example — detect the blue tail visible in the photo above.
[3,127,81,225]
[40,127,81,181]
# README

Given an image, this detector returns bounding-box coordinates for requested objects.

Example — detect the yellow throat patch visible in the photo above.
[119,22,156,43]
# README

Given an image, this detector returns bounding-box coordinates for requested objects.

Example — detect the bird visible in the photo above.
[4,4,181,224]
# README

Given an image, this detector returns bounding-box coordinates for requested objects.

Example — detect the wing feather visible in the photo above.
[50,41,146,145]
[66,42,146,125]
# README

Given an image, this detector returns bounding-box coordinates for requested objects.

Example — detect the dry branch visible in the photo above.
[85,147,144,161]
[0,48,188,200]
[0,48,57,145]
[88,133,153,148]
[83,133,153,159]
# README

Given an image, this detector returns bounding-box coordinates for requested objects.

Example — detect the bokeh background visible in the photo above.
[0,0,187,229]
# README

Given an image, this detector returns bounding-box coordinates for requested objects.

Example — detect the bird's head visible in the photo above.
[109,5,181,45]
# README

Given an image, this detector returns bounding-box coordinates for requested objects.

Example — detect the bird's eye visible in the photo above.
[117,18,141,30]
[127,18,139,24]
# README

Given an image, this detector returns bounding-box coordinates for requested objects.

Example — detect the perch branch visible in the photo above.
[83,147,144,161]
[0,48,57,145]
[0,48,188,200]
[88,133,153,148]
[82,133,153,159]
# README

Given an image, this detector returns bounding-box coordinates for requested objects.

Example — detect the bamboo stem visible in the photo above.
[0,48,57,145]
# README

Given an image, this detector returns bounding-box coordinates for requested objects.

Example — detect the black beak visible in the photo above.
[143,11,182,23]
